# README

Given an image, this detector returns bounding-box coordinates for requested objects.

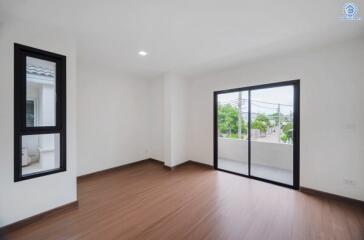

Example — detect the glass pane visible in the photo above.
[250,86,294,185]
[26,57,56,127]
[217,91,249,175]
[26,100,35,127]
[21,133,61,176]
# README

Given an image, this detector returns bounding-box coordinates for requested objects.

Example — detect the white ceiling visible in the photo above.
[1,0,363,78]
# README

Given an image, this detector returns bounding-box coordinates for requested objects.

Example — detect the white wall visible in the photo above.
[218,138,293,170]
[186,37,364,201]
[163,74,188,167]
[76,60,153,176]
[0,19,78,227]
[148,78,164,162]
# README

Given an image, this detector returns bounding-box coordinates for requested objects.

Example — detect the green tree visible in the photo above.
[218,104,246,138]
[270,112,284,125]
[255,113,271,126]
[280,122,293,143]
[252,119,267,133]
[252,113,270,133]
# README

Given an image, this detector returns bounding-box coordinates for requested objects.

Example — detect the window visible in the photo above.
[14,43,66,181]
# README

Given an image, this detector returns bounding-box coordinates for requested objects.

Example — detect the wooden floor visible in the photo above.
[4,161,364,240]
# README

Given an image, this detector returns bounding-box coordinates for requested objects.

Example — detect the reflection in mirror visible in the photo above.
[21,134,60,176]
[26,57,56,127]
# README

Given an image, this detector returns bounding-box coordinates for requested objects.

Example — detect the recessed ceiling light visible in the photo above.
[138,50,148,56]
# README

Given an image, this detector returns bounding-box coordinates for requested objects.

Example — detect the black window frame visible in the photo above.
[14,43,67,182]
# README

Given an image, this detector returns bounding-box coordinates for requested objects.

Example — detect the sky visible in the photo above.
[218,85,294,115]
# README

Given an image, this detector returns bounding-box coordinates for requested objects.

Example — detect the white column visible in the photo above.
[163,73,188,167]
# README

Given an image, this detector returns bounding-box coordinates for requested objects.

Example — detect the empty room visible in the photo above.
[0,1,363,239]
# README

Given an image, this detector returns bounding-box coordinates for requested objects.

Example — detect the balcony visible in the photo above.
[218,137,293,185]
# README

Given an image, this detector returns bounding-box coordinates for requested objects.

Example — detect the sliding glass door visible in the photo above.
[214,80,299,189]
[250,86,294,185]
[216,90,249,175]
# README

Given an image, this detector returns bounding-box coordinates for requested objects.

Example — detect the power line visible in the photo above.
[218,97,293,107]
[251,103,280,110]
[220,101,292,111]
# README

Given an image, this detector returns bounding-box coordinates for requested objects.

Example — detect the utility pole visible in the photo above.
[277,103,281,143]
[238,92,242,139]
